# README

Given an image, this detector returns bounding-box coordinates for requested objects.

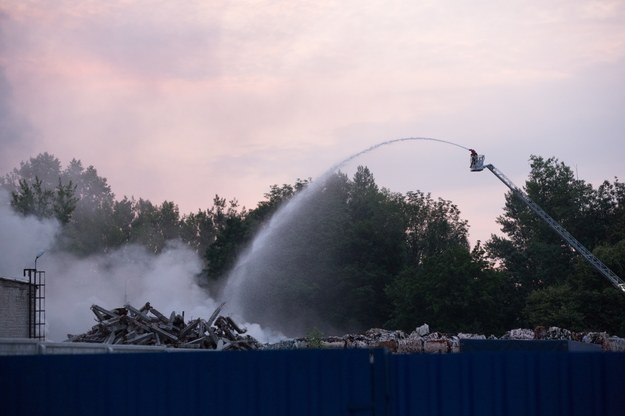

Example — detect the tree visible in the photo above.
[527,240,625,335]
[523,284,585,331]
[1,152,62,192]
[180,209,217,255]
[486,155,625,334]
[54,160,120,255]
[11,176,77,224]
[592,178,625,244]
[5,154,67,219]
[247,179,310,226]
[202,195,248,282]
[52,179,79,224]
[220,172,353,335]
[11,177,53,218]
[524,249,625,335]
[61,159,114,212]
[3,153,123,255]
[403,190,469,266]
[487,156,594,292]
[386,217,517,335]
[337,167,406,330]
[386,246,486,334]
[108,197,134,247]
[127,199,182,254]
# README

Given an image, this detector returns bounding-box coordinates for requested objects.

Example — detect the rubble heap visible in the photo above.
[66,302,261,351]
[266,325,474,353]
[67,303,625,353]
[267,323,625,353]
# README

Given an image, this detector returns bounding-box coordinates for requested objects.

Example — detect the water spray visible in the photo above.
[330,137,470,172]
[221,136,473,335]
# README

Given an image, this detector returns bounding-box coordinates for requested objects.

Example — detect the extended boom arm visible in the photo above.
[471,154,625,295]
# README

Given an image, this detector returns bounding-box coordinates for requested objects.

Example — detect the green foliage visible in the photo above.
[10,176,78,224]
[128,199,182,253]
[5,151,624,336]
[488,156,587,291]
[179,209,216,255]
[1,152,62,192]
[53,179,79,224]
[202,195,250,281]
[339,167,406,329]
[224,166,480,336]
[486,155,625,335]
[593,179,625,244]
[306,327,325,348]
[384,189,511,334]
[524,284,585,330]
[524,269,625,335]
[204,212,247,281]
[403,190,469,265]
[225,172,353,334]
[11,177,54,218]
[387,244,517,335]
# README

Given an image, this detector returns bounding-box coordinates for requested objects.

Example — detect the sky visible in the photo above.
[1,0,625,245]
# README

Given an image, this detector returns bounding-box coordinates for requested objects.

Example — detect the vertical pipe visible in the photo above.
[24,268,34,338]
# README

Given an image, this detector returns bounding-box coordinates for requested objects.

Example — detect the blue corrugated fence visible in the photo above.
[1,349,624,416]
[390,352,625,416]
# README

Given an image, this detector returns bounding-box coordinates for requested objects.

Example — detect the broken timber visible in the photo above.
[66,302,260,351]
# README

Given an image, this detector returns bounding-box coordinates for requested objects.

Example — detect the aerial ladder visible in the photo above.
[468,150,625,295]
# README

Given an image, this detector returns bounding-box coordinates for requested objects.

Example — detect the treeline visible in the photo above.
[2,153,624,336]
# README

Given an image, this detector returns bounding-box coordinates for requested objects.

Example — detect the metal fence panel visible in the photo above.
[1,349,624,416]
[0,349,384,416]
[389,352,625,416]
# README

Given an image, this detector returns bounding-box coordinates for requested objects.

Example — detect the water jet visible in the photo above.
[220,137,471,336]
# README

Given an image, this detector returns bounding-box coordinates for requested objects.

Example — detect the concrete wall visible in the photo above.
[0,338,186,355]
[0,277,31,338]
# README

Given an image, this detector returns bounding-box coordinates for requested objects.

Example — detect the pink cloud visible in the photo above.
[1,0,623,242]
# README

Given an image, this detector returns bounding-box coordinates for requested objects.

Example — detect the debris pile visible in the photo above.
[274,323,625,353]
[66,302,261,350]
[277,324,473,353]
[67,302,625,354]
[504,326,625,352]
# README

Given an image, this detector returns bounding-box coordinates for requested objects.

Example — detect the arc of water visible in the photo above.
[330,137,470,172]
[221,136,472,326]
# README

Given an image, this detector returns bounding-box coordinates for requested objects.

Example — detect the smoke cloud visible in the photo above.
[0,190,59,273]
[0,189,284,343]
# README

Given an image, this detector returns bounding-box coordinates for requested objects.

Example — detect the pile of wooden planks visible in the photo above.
[66,302,261,350]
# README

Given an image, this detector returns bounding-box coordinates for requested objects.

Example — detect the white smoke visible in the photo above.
[0,189,285,344]
[44,242,216,341]
[0,190,59,273]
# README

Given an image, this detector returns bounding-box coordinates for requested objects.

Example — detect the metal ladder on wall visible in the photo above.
[23,268,46,340]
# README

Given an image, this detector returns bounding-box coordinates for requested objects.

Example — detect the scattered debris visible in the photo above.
[272,325,625,353]
[501,328,535,340]
[414,323,430,337]
[67,304,625,354]
[66,302,261,350]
